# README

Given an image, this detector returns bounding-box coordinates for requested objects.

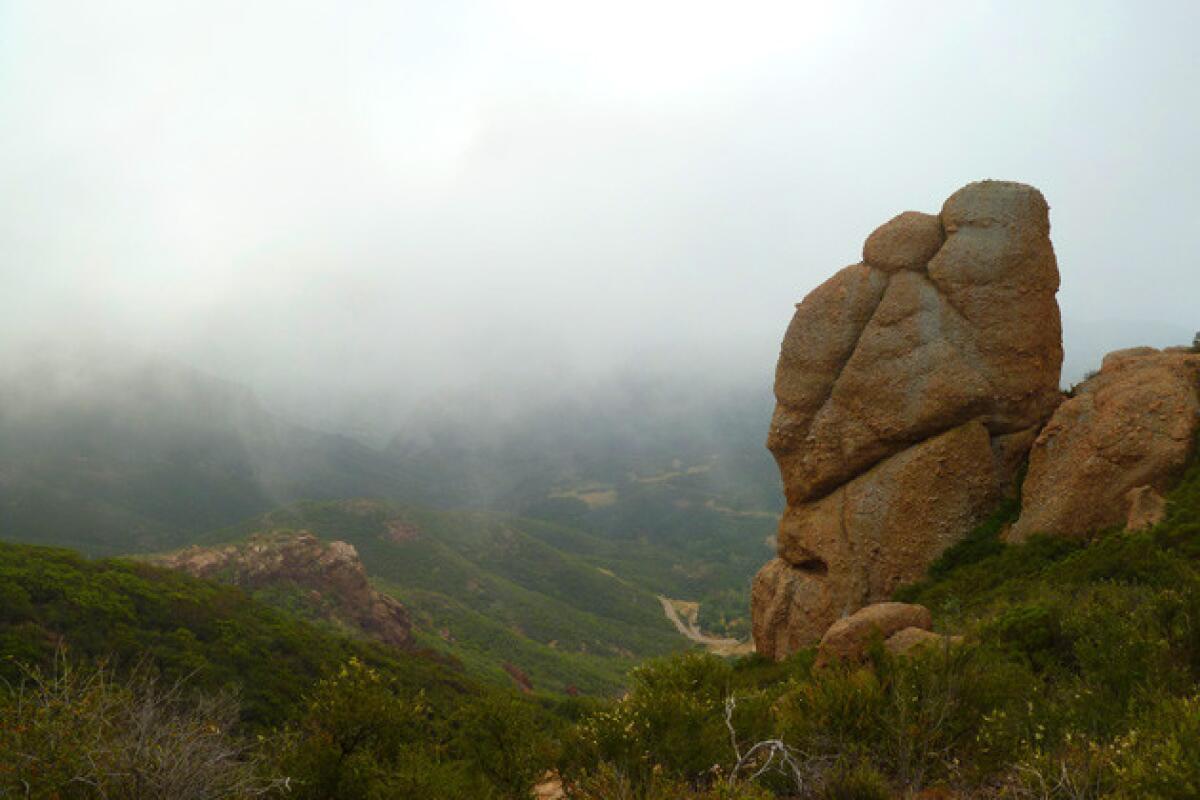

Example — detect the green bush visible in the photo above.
[563,762,774,800]
[816,761,890,800]
[564,652,736,788]
[982,602,1074,671]
[273,656,555,799]
[0,656,281,799]
[1110,693,1200,799]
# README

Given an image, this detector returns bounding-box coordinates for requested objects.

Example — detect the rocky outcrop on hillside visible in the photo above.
[153,531,413,649]
[753,181,1064,660]
[1009,347,1200,541]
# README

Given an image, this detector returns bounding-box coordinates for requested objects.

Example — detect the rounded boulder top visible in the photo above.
[862,211,945,272]
[940,179,1050,231]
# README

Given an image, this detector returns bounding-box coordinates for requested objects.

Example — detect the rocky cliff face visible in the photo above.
[153,531,413,649]
[752,180,1064,660]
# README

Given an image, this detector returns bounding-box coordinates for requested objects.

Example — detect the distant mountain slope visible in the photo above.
[204,499,689,694]
[0,349,778,690]
[388,379,783,637]
[0,350,428,555]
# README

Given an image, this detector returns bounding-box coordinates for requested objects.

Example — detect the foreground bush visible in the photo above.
[0,655,282,799]
[275,656,549,799]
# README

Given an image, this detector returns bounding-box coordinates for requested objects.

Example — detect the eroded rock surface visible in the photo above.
[1125,486,1168,531]
[753,181,1063,660]
[1010,348,1200,541]
[752,557,841,662]
[153,531,413,649]
[815,602,932,667]
[883,627,963,658]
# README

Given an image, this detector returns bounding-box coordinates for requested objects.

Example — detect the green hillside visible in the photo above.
[0,540,470,726]
[390,383,783,639]
[0,356,777,699]
[0,541,570,798]
[0,359,778,649]
[205,499,689,694]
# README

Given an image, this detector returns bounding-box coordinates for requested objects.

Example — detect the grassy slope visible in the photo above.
[522,454,780,638]
[205,500,688,695]
[0,541,477,727]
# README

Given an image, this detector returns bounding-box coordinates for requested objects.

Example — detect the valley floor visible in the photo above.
[658,595,754,656]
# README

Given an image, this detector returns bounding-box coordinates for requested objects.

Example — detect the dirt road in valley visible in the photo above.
[657,596,754,656]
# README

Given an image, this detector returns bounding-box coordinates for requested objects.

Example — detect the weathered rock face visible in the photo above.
[815,602,932,667]
[1009,348,1200,541]
[1125,486,1168,531]
[753,181,1063,660]
[752,558,839,662]
[153,531,413,649]
[883,627,962,658]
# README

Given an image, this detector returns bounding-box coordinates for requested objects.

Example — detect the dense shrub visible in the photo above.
[274,657,486,799]
[0,656,282,799]
[563,652,738,788]
[0,543,561,799]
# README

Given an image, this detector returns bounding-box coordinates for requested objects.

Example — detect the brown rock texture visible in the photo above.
[776,421,1004,608]
[1125,485,1168,531]
[863,211,945,272]
[752,557,841,662]
[1010,348,1200,541]
[152,531,413,649]
[753,181,1063,660]
[883,627,964,657]
[815,602,932,667]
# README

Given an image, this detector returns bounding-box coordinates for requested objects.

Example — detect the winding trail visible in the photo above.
[657,595,754,656]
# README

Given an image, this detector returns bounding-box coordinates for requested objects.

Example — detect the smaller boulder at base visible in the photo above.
[816,602,932,667]
[884,627,963,657]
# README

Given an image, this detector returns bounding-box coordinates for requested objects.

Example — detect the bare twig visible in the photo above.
[722,695,814,794]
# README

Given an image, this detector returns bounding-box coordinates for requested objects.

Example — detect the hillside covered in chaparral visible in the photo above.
[4,179,1200,799]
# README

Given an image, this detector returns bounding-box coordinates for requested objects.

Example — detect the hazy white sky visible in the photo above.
[2,1,1197,425]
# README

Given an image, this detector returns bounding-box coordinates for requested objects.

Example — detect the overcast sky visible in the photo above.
[2,1,1197,429]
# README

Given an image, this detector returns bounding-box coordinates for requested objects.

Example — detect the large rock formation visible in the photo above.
[753,181,1063,660]
[1009,347,1200,541]
[152,531,413,649]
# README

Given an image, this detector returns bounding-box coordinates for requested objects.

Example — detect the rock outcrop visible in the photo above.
[1009,348,1200,541]
[753,181,1063,660]
[815,602,931,667]
[153,531,413,649]
[883,627,963,658]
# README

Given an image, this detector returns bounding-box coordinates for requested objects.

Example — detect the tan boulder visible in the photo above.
[863,211,944,272]
[767,182,1061,507]
[815,602,932,666]
[883,627,963,657]
[1009,348,1200,541]
[754,181,1063,660]
[768,263,887,480]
